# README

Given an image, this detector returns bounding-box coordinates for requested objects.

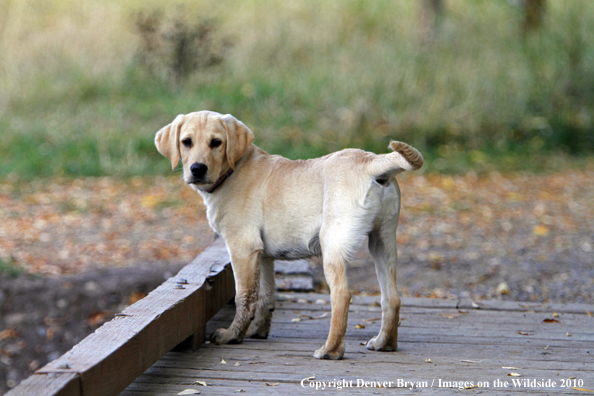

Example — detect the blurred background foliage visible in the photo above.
[1,0,593,178]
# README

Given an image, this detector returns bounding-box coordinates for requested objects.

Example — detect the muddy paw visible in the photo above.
[366,336,397,352]
[313,345,344,360]
[210,328,243,345]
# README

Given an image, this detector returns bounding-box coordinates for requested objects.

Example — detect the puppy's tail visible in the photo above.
[369,141,423,180]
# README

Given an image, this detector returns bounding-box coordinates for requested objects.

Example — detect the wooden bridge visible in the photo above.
[8,238,594,395]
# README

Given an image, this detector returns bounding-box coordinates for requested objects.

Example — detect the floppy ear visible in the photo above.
[221,114,255,169]
[155,114,185,169]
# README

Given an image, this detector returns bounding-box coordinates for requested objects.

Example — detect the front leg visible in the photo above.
[211,247,262,345]
[246,257,276,339]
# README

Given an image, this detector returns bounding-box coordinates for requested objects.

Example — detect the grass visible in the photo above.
[0,258,25,277]
[1,0,594,179]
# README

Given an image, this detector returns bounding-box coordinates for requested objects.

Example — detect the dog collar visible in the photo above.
[206,168,234,193]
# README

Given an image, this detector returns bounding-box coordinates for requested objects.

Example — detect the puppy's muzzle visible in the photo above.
[187,162,208,184]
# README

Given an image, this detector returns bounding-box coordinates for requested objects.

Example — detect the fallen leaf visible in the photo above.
[552,312,559,318]
[567,332,572,337]
[129,291,146,304]
[518,331,530,336]
[315,299,327,304]
[220,359,227,364]
[87,310,109,327]
[502,367,520,370]
[425,358,432,363]
[532,224,549,237]
[460,360,481,363]
[496,282,510,295]
[363,317,382,323]
[177,390,200,395]
[291,318,301,323]
[360,342,366,346]
[234,362,241,367]
[248,362,266,365]
[235,390,246,393]
[194,381,207,386]
[440,314,459,319]
[507,373,521,377]
[465,385,479,389]
[571,387,594,392]
[266,383,279,386]
[543,318,561,323]
[458,310,469,314]
[587,311,592,317]
[141,195,160,208]
[373,300,380,307]
[354,324,365,329]
[0,329,18,341]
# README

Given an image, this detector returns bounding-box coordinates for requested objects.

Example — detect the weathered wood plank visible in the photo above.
[221,306,594,330]
[8,237,234,396]
[123,295,594,395]
[128,353,592,395]
[277,293,594,316]
[277,292,594,315]
[158,341,593,369]
[6,373,80,396]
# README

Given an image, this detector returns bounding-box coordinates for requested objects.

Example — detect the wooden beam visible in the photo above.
[7,237,234,396]
[7,373,80,396]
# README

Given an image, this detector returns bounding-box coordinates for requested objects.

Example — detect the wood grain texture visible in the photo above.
[6,373,80,396]
[122,292,594,395]
[7,237,234,396]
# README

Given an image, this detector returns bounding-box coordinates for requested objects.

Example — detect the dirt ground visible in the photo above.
[1,171,593,393]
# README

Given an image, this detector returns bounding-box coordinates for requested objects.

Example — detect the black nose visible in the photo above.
[190,163,208,179]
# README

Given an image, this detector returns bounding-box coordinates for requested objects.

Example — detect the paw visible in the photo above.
[245,323,269,339]
[210,328,243,345]
[366,336,397,352]
[245,319,271,339]
[313,345,344,360]
[246,331,269,339]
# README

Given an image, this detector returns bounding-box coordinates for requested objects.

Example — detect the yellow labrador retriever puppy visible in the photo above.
[155,110,423,360]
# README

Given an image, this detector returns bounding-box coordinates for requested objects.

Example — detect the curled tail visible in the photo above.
[368,140,424,180]
[388,141,424,170]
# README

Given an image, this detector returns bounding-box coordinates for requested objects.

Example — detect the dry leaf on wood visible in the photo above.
[543,318,561,323]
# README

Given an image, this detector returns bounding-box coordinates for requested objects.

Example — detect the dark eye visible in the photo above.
[210,138,222,149]
[181,138,192,148]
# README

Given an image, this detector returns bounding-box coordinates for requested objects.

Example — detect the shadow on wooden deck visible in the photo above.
[122,293,594,395]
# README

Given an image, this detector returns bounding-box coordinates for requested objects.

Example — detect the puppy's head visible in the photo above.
[155,111,254,191]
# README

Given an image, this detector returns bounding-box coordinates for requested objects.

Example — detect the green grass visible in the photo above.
[0,258,25,277]
[1,0,593,179]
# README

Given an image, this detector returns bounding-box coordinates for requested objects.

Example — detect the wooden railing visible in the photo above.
[7,237,235,396]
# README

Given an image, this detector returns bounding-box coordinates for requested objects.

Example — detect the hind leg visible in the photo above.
[366,211,401,351]
[314,231,352,360]
[246,257,275,339]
